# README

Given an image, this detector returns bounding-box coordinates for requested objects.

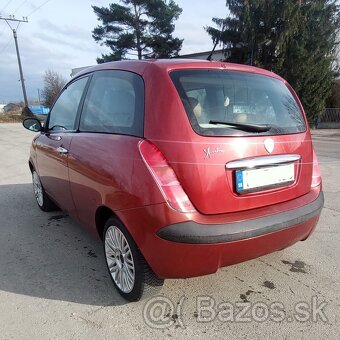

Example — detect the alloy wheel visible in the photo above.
[32,171,43,207]
[104,225,135,293]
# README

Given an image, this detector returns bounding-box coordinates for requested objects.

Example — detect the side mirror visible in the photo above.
[23,118,42,132]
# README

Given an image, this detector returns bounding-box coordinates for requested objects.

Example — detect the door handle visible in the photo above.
[47,134,62,141]
[57,146,68,154]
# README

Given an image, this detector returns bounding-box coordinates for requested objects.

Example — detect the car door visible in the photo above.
[36,75,90,216]
[68,70,145,233]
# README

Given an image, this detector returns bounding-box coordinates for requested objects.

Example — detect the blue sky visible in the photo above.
[0,0,227,103]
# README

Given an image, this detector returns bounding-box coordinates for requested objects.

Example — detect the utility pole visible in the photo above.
[37,88,41,106]
[0,15,28,107]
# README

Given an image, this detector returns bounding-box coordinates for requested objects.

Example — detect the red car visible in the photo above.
[23,59,323,301]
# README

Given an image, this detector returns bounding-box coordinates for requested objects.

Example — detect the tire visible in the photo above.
[103,217,164,302]
[32,170,57,212]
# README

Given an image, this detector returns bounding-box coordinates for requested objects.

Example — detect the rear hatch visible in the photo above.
[164,69,313,215]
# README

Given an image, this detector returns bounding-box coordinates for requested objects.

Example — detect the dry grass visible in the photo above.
[0,110,45,123]
[0,115,28,123]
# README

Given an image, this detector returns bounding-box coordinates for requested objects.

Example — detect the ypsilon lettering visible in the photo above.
[203,147,225,159]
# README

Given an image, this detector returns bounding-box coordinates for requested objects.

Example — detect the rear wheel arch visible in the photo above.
[95,205,153,266]
[95,206,121,240]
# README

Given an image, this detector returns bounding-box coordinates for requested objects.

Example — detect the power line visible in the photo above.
[0,0,13,13]
[0,21,7,38]
[0,20,20,53]
[0,15,28,106]
[0,36,13,55]
[28,0,52,17]
[13,0,28,15]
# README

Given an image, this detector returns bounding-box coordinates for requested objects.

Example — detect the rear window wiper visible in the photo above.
[209,120,271,133]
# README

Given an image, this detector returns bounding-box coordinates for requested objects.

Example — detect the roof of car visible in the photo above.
[74,59,285,83]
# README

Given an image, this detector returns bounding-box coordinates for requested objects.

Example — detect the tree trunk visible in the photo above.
[133,2,142,59]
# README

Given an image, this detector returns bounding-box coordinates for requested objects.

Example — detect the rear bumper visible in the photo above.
[157,192,324,244]
[117,188,323,279]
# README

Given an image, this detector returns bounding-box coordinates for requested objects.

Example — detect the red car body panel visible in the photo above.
[115,186,321,278]
[28,59,323,279]
[67,133,163,234]
[141,61,313,214]
[35,133,76,216]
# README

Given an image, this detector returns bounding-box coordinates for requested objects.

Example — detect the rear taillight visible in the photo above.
[138,140,196,213]
[311,149,322,188]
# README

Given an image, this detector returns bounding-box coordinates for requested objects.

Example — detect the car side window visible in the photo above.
[79,70,144,137]
[48,76,89,131]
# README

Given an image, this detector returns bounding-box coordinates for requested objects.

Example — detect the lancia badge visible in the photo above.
[264,138,274,153]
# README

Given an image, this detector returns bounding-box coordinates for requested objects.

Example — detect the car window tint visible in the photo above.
[48,76,88,131]
[170,70,306,136]
[79,70,144,136]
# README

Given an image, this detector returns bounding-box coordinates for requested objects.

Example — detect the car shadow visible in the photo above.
[0,183,127,306]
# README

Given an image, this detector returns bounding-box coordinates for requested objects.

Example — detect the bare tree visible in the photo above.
[41,70,67,107]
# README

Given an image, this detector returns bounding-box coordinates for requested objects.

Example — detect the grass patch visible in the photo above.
[0,115,29,123]
[0,110,46,123]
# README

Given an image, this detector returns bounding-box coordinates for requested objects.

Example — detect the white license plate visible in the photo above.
[235,163,295,193]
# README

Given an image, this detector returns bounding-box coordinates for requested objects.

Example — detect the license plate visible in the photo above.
[235,163,295,193]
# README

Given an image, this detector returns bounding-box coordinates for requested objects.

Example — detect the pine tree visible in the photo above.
[281,1,340,124]
[92,0,183,62]
[206,0,340,124]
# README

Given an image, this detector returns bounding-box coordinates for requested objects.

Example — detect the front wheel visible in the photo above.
[103,217,164,301]
[32,170,57,211]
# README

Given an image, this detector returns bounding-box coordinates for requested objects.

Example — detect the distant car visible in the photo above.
[23,59,323,301]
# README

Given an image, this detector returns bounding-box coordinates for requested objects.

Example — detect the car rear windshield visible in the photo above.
[170,70,306,136]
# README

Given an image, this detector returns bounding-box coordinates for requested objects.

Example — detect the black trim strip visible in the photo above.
[157,192,324,244]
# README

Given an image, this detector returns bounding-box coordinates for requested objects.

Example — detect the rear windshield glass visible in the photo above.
[170,70,306,136]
